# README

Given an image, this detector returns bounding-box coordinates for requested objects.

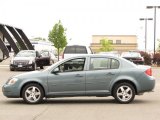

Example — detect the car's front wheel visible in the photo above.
[32,63,37,71]
[22,83,44,104]
[10,67,15,71]
[113,82,135,104]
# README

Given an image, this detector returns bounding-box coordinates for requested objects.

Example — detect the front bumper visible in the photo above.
[10,63,33,70]
[2,84,20,98]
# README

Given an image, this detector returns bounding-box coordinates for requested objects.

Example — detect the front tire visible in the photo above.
[22,83,44,104]
[32,63,37,71]
[40,66,44,69]
[113,82,135,104]
[10,67,15,71]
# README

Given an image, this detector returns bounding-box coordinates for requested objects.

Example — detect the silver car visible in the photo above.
[2,54,155,104]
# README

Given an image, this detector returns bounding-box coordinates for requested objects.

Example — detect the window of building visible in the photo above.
[116,40,121,44]
[108,40,113,44]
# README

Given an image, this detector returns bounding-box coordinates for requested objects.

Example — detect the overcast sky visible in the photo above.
[1,0,160,51]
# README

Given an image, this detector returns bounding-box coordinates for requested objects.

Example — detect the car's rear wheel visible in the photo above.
[22,83,44,104]
[113,82,135,104]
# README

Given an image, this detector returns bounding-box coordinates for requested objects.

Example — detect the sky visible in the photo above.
[1,0,160,51]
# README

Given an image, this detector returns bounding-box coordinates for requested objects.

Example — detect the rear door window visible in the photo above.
[89,57,119,70]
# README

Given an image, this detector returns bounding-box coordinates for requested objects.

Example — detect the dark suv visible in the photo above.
[10,50,50,71]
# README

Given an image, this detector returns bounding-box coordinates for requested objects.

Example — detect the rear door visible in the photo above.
[85,57,120,95]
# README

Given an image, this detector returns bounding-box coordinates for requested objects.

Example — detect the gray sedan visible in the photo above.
[2,54,155,104]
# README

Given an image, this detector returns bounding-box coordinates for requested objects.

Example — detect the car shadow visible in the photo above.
[2,98,153,105]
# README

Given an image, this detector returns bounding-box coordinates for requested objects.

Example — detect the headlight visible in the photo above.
[7,78,18,85]
[29,60,33,64]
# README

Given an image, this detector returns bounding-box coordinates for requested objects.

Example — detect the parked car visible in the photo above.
[39,50,58,65]
[49,52,58,64]
[62,45,93,59]
[39,50,51,65]
[121,51,144,64]
[10,50,49,71]
[3,54,155,104]
[99,51,120,57]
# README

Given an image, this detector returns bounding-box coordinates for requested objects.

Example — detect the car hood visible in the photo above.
[13,57,35,61]
[13,71,44,79]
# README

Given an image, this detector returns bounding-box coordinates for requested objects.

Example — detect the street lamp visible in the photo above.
[139,18,153,52]
[146,6,160,57]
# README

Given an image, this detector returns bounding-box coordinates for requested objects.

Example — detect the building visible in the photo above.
[90,35,138,53]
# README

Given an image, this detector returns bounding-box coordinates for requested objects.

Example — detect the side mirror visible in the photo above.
[52,67,60,74]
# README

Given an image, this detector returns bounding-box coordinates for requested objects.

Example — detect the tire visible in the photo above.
[10,67,15,71]
[32,63,37,71]
[40,66,44,69]
[113,82,135,104]
[22,83,44,104]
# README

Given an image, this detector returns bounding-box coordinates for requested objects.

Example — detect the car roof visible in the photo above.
[64,54,120,59]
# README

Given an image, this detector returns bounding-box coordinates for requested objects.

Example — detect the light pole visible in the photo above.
[146,6,160,57]
[139,18,153,52]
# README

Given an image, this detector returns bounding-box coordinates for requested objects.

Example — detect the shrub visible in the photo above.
[153,53,160,65]
[140,51,152,65]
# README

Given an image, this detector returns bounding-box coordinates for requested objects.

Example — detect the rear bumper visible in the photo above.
[138,76,155,94]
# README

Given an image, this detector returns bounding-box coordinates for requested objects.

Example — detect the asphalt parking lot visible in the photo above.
[0,61,160,120]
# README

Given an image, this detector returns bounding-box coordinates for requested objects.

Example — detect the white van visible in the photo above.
[62,45,93,59]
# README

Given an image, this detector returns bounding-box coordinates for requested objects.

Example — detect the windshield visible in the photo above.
[16,51,36,57]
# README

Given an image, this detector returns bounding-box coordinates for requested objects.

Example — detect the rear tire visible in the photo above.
[22,83,44,104]
[113,82,135,104]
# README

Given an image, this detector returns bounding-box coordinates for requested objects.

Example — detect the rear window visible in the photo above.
[64,46,87,54]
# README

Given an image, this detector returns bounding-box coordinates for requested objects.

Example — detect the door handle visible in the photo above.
[75,74,83,77]
[106,72,115,75]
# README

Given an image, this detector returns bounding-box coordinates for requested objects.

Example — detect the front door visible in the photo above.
[47,58,86,96]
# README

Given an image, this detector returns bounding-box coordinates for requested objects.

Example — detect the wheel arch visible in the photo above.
[111,79,138,96]
[20,81,46,97]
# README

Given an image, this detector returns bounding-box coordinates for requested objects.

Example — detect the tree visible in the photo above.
[99,38,113,52]
[48,20,67,60]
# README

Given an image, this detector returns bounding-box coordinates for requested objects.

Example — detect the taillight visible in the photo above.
[145,68,152,76]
